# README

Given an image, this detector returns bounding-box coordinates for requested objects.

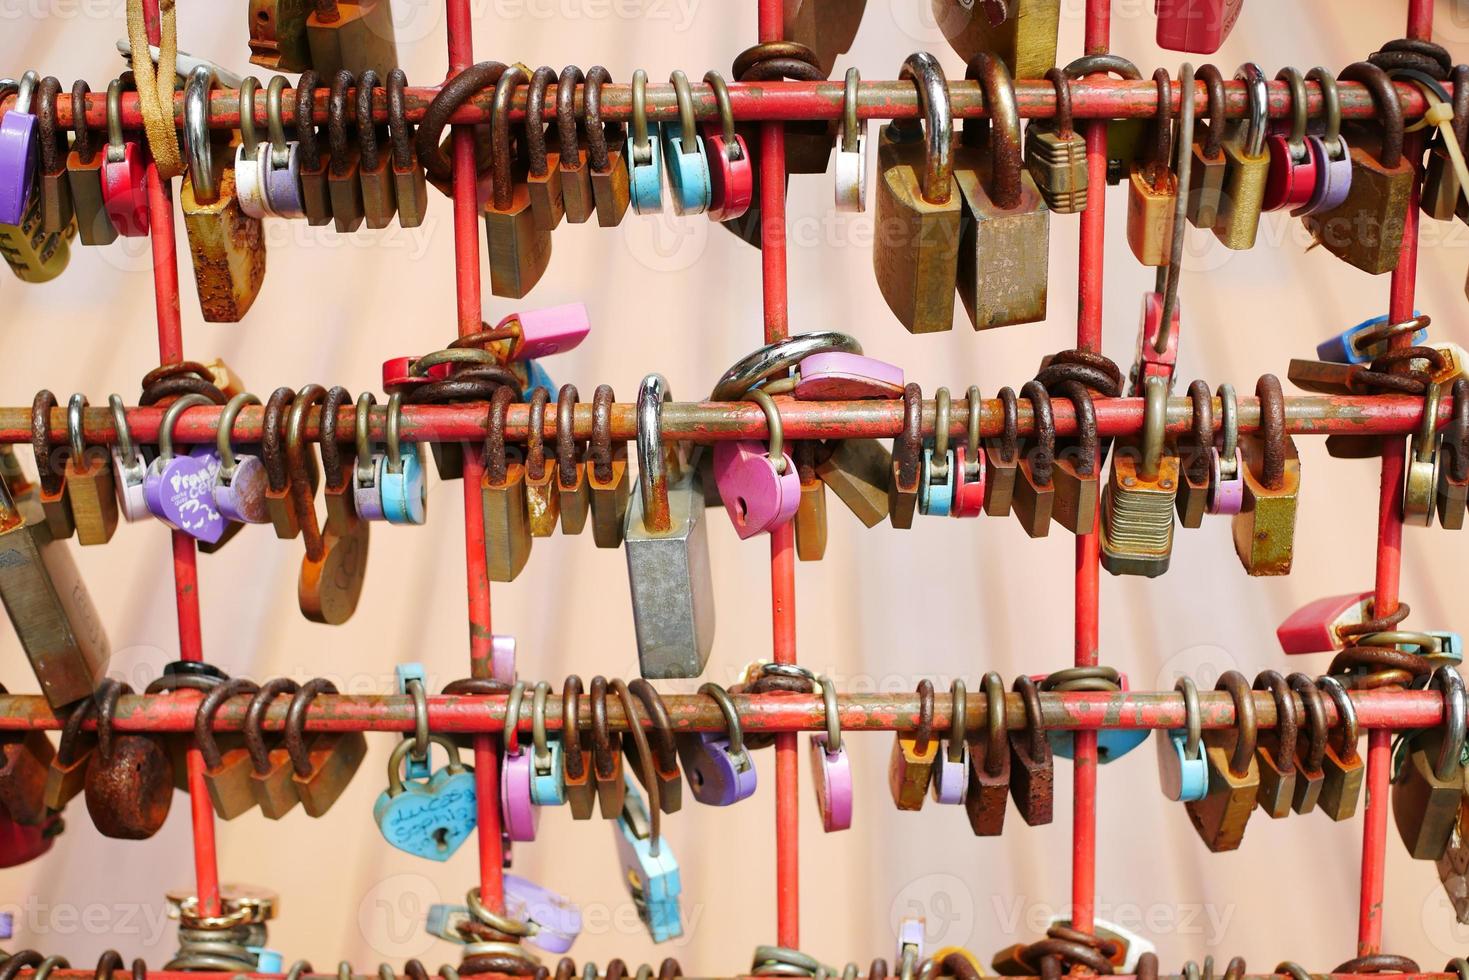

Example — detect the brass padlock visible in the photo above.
[285,678,367,817]
[1440,379,1469,530]
[1176,381,1213,529]
[1288,672,1326,815]
[873,53,961,335]
[1233,375,1300,576]
[1127,69,1178,267]
[62,395,118,547]
[1186,65,1228,229]
[1213,63,1269,251]
[1009,676,1054,825]
[793,443,828,561]
[1318,675,1364,822]
[295,385,369,626]
[1302,63,1415,274]
[66,81,118,246]
[36,77,74,236]
[889,384,922,529]
[1185,671,1259,852]
[1405,381,1443,528]
[355,70,397,230]
[585,67,631,228]
[1421,65,1468,222]
[296,71,335,227]
[386,69,427,229]
[485,66,552,299]
[623,376,715,680]
[523,388,561,537]
[623,678,683,814]
[263,387,313,539]
[588,677,626,819]
[43,696,95,812]
[482,386,533,582]
[1392,668,1466,860]
[181,68,266,323]
[817,438,891,528]
[889,679,938,811]
[588,384,630,549]
[325,69,365,233]
[1251,671,1298,819]
[1101,376,1178,577]
[1023,68,1087,214]
[524,67,565,232]
[932,0,1060,79]
[248,0,312,72]
[1012,382,1055,538]
[956,53,1049,330]
[196,678,261,821]
[555,385,591,535]
[561,676,597,820]
[246,677,302,819]
[985,386,1020,516]
[1049,381,1100,535]
[0,446,109,709]
[966,672,1010,836]
[556,67,595,224]
[30,391,72,541]
[305,0,398,81]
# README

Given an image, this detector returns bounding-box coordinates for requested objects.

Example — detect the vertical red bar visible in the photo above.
[1069,0,1110,938]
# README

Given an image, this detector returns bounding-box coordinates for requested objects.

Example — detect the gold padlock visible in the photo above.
[484,66,552,299]
[305,0,398,81]
[1184,671,1259,852]
[1186,65,1229,229]
[482,387,532,581]
[1213,63,1269,251]
[889,384,922,529]
[1233,375,1300,577]
[1023,68,1087,214]
[1127,70,1178,267]
[932,0,1060,80]
[1404,381,1443,528]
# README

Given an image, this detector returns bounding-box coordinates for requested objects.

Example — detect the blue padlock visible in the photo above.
[374,736,478,861]
[520,359,556,403]
[1040,671,1150,764]
[528,681,567,806]
[627,70,664,215]
[249,949,284,973]
[396,663,432,781]
[380,442,427,525]
[613,775,682,942]
[1156,677,1208,801]
[1317,311,1425,364]
[660,71,711,216]
[919,448,954,517]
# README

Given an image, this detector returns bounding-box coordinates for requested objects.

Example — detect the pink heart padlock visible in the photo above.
[795,352,905,401]
[499,302,591,362]
[712,441,800,539]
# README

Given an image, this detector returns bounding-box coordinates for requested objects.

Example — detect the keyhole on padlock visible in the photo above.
[735,498,748,525]
[690,768,706,789]
[434,826,450,852]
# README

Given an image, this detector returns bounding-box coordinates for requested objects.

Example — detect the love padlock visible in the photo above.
[1156,677,1209,802]
[1262,69,1318,212]
[0,70,40,227]
[503,875,582,953]
[795,352,905,400]
[373,735,477,862]
[614,775,682,942]
[713,391,800,539]
[1317,312,1426,365]
[500,682,540,842]
[809,674,852,832]
[676,683,756,805]
[1206,383,1245,516]
[143,394,228,544]
[701,71,753,222]
[108,395,151,522]
[1276,591,1374,654]
[1037,669,1149,763]
[661,70,711,216]
[1292,68,1354,219]
[528,681,566,806]
[100,79,149,238]
[213,394,271,524]
[1155,0,1241,53]
[491,302,592,362]
[931,680,968,805]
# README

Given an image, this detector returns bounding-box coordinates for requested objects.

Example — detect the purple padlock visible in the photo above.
[0,72,39,227]
[712,441,800,539]
[676,683,757,805]
[1294,134,1353,217]
[500,682,539,842]
[809,733,852,832]
[795,352,905,401]
[143,395,226,544]
[213,394,270,524]
[1208,384,1246,516]
[492,634,517,684]
[499,302,591,362]
[504,874,582,954]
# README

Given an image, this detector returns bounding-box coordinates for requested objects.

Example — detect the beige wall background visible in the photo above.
[3,0,1469,974]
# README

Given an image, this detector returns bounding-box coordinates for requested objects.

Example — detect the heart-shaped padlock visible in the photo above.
[373,736,478,861]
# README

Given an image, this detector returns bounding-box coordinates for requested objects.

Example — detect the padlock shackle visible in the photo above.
[1216,671,1257,777]
[636,374,673,534]
[966,53,1022,210]
[157,393,214,461]
[709,331,861,402]
[1429,667,1467,781]
[898,51,953,207]
[839,68,862,154]
[216,392,261,482]
[1229,63,1268,158]
[1339,61,1404,168]
[1138,376,1167,482]
[1155,63,1193,337]
[1173,676,1202,762]
[1195,64,1227,160]
[492,65,530,210]
[183,64,218,202]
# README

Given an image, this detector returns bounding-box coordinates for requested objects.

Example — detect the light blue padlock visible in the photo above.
[374,736,478,861]
[1317,311,1425,364]
[381,442,427,525]
[919,448,954,517]
[528,681,566,805]
[396,663,432,781]
[249,948,284,973]
[613,775,682,942]
[1041,668,1149,764]
[627,69,664,215]
[520,359,556,403]
[660,70,711,216]
[1155,678,1208,802]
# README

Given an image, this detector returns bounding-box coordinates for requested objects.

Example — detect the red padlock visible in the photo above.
[1277,592,1375,655]
[951,444,986,518]
[0,806,57,868]
[1262,68,1318,212]
[100,80,148,238]
[1129,292,1180,396]
[381,356,449,395]
[701,71,753,222]
[1155,0,1243,55]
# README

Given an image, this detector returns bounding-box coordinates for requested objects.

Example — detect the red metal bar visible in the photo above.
[0,689,1440,733]
[6,971,1464,980]
[46,79,1432,129]
[19,394,1457,447]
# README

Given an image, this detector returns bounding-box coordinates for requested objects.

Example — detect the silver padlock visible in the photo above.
[624,375,715,680]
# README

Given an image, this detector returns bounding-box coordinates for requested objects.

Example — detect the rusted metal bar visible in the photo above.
[8,394,1451,447]
[0,689,1441,734]
[0,972,1460,980]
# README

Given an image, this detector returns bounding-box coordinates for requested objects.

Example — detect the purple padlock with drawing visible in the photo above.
[143,394,227,544]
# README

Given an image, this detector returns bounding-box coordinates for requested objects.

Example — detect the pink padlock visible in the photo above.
[1207,383,1245,517]
[492,634,517,684]
[1277,592,1374,655]
[795,352,905,401]
[713,441,800,539]
[496,302,591,362]
[500,682,540,842]
[809,675,852,832]
[1130,292,1179,395]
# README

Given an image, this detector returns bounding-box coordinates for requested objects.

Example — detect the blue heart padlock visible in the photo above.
[374,735,478,861]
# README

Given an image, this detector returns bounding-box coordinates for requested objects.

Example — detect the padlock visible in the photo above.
[873,53,961,335]
[354,70,396,229]
[61,395,117,546]
[966,673,1010,836]
[553,385,591,536]
[523,388,560,538]
[1422,64,1469,222]
[43,696,95,812]
[284,678,368,817]
[1405,381,1444,529]
[143,394,228,545]
[809,675,853,832]
[1064,55,1145,186]
[526,682,566,806]
[0,71,40,229]
[1233,375,1299,577]
[35,77,73,236]
[0,446,109,709]
[889,384,922,529]
[1172,381,1213,528]
[560,676,597,820]
[624,376,715,680]
[677,683,757,805]
[30,391,73,541]
[1101,376,1178,577]
[298,386,370,625]
[613,775,682,942]
[1295,67,1355,220]
[1287,672,1326,815]
[1127,69,1178,267]
[0,727,55,826]
[100,78,148,238]
[1008,676,1054,824]
[817,438,892,528]
[713,391,800,538]
[195,678,261,820]
[555,67,595,224]
[1213,63,1269,250]
[591,685,626,818]
[661,71,711,217]
[1156,0,1241,53]
[956,53,1049,330]
[1318,676,1364,822]
[588,385,630,548]
[796,352,905,400]
[1208,383,1246,517]
[1012,382,1055,537]
[235,77,274,221]
[919,389,956,518]
[375,736,478,860]
[482,386,533,582]
[1277,592,1375,655]
[323,69,365,233]
[1184,671,1259,852]
[793,444,828,561]
[833,68,867,214]
[1024,68,1087,214]
[986,386,1020,516]
[245,678,301,819]
[952,387,988,518]
[1318,312,1427,365]
[84,680,173,840]
[1251,671,1298,818]
[1157,677,1208,803]
[1439,379,1469,530]
[1050,381,1100,534]
[106,396,150,523]
[305,0,398,81]
[485,66,552,298]
[65,80,117,246]
[585,67,631,228]
[262,388,311,538]
[212,394,270,525]
[626,69,664,216]
[1302,63,1415,274]
[931,0,1060,80]
[1186,65,1228,229]
[380,69,425,228]
[889,679,939,811]
[180,69,267,323]
[248,0,311,72]
[522,67,564,231]
[501,682,541,840]
[1263,68,1319,213]
[1392,668,1466,860]
[292,71,334,226]
[931,681,968,806]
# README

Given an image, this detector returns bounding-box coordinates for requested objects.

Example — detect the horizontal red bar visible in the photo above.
[1,394,1444,447]
[2,973,1460,980]
[25,78,1426,130]
[0,689,1442,734]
